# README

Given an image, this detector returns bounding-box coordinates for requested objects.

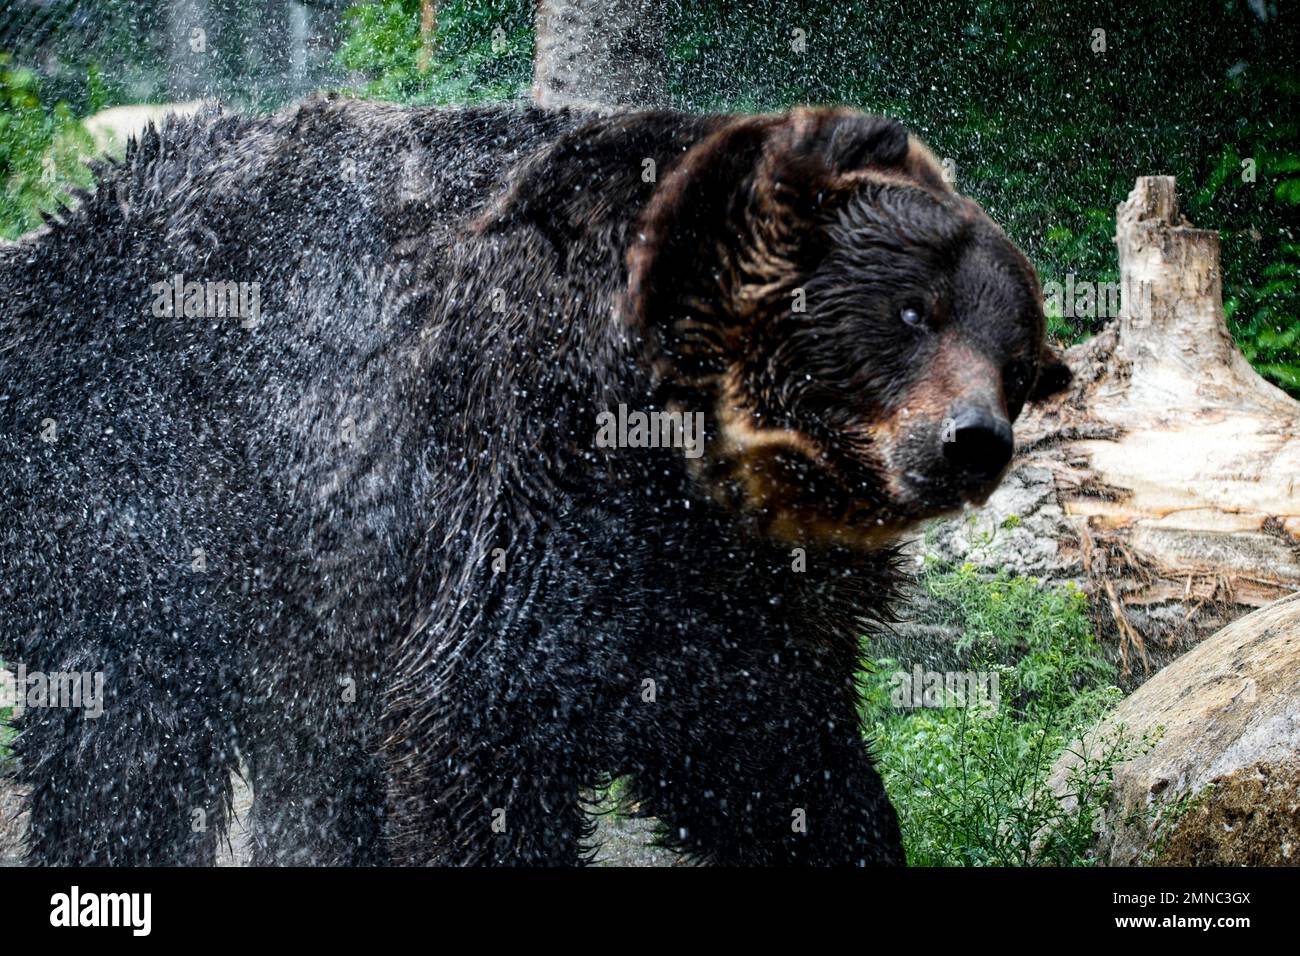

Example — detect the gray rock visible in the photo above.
[1048,591,1300,865]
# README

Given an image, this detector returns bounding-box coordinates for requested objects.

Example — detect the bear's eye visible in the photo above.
[899,307,925,328]
[1004,358,1032,409]
[1005,360,1030,391]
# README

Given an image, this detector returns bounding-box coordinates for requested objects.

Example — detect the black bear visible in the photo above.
[0,96,1066,865]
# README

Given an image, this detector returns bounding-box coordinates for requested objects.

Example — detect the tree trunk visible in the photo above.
[906,177,1300,682]
[532,0,667,111]
[418,1,438,73]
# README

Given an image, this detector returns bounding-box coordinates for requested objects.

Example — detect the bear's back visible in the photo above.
[0,98,588,667]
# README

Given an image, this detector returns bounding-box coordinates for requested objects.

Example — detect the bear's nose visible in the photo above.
[943,408,1014,481]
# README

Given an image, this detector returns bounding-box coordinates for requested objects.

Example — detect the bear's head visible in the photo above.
[626,107,1071,548]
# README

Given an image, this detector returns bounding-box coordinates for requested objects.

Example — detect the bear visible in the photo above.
[0,95,1068,866]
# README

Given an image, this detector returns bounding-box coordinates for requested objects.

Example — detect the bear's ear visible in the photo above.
[624,109,946,391]
[624,114,784,384]
[1029,343,1073,402]
[775,110,910,177]
[761,108,950,204]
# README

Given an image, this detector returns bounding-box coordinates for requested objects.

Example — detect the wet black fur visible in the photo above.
[0,95,1038,866]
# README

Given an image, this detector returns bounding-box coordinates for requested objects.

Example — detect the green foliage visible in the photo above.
[1223,142,1300,393]
[0,54,96,240]
[337,0,532,105]
[861,563,1149,865]
[591,774,634,818]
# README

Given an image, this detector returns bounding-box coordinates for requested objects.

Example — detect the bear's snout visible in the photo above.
[942,406,1015,487]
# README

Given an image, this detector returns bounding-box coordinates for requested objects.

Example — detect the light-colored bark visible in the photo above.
[418,1,438,73]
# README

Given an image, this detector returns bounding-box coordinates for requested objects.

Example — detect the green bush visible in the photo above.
[1223,146,1300,392]
[860,563,1150,866]
[0,54,96,240]
[337,0,532,105]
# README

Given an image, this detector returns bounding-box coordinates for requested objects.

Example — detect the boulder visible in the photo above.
[1050,590,1300,865]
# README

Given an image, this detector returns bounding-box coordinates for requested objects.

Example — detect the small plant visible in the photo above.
[0,712,11,770]
[590,775,635,818]
[1125,782,1215,865]
[0,54,97,239]
[861,562,1147,866]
